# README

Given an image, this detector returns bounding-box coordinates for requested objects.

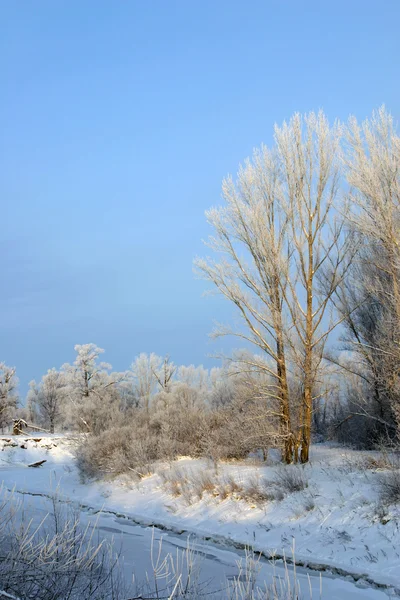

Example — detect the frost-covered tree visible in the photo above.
[346,107,400,320]
[27,368,65,433]
[153,355,176,392]
[151,363,210,420]
[208,367,237,408]
[176,365,209,391]
[130,353,161,414]
[173,365,210,409]
[332,107,400,442]
[0,363,18,430]
[62,344,125,433]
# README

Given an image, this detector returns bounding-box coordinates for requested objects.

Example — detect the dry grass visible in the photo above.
[159,462,312,509]
[159,467,189,497]
[364,455,395,470]
[159,467,219,505]
[192,470,217,499]
[217,473,244,498]
[341,450,400,473]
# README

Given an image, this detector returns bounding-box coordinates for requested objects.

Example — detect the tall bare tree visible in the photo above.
[275,111,353,462]
[196,111,353,462]
[195,143,293,460]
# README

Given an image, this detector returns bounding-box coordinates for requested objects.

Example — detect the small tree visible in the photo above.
[27,369,65,433]
[130,352,161,414]
[0,363,18,431]
[153,355,176,393]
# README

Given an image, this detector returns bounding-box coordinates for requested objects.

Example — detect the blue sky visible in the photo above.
[1,1,399,396]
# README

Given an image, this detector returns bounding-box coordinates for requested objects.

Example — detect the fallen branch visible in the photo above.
[24,423,50,433]
[27,460,47,468]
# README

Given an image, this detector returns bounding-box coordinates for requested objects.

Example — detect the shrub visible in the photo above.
[76,426,160,480]
[243,475,276,505]
[272,466,309,496]
[378,469,400,505]
[215,473,244,500]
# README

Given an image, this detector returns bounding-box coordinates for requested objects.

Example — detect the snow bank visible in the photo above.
[1,436,399,594]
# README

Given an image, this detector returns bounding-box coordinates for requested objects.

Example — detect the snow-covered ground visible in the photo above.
[1,433,399,598]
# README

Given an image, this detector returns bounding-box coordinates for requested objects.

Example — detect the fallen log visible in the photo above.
[27,460,47,468]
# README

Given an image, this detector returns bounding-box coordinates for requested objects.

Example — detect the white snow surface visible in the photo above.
[1,433,399,598]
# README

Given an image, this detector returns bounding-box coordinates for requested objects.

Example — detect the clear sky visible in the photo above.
[1,0,399,397]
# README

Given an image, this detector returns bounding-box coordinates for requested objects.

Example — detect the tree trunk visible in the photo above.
[273,282,293,464]
[277,353,293,463]
[301,229,314,464]
[301,384,312,463]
